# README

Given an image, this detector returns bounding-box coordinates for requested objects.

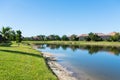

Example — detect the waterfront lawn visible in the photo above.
[0,43,57,80]
[24,41,120,47]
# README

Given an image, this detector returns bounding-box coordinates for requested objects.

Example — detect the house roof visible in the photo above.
[108,32,117,36]
[94,33,105,36]
[78,34,88,37]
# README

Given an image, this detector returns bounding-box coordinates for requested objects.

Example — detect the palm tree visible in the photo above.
[16,30,22,43]
[0,27,11,42]
[9,30,16,41]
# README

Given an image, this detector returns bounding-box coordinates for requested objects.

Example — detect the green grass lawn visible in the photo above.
[24,41,120,47]
[0,43,57,80]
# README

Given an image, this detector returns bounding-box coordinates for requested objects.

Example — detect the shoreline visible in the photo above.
[25,41,120,47]
[33,44,96,80]
[42,52,77,80]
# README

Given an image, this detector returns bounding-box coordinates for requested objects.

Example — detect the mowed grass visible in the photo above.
[24,41,120,47]
[0,43,57,80]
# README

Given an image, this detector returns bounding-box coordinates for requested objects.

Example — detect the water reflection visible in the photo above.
[36,44,120,56]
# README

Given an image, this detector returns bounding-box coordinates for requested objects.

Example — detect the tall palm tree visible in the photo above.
[0,27,11,42]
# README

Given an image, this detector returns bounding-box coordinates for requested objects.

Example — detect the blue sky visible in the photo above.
[0,0,120,37]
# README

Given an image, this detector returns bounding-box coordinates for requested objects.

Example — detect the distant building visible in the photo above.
[78,34,88,41]
[78,32,117,41]
[95,33,110,40]
[32,36,40,40]
[108,32,117,36]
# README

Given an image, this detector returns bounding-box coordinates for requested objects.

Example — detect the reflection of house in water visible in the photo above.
[78,32,117,41]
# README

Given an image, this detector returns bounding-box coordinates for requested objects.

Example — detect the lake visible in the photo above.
[37,44,120,80]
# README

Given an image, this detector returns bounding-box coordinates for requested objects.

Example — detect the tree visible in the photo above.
[84,36,91,41]
[69,34,78,41]
[0,27,11,42]
[47,35,55,40]
[93,34,102,41]
[54,35,61,40]
[87,32,102,41]
[88,32,95,41]
[37,35,46,41]
[0,35,2,43]
[61,35,69,41]
[9,30,16,41]
[110,33,120,41]
[16,30,22,45]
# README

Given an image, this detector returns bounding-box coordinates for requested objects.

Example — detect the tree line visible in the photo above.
[23,32,120,42]
[0,27,22,43]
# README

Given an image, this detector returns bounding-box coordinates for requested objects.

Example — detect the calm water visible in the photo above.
[37,44,120,80]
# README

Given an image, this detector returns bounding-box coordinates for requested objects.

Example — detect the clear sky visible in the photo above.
[0,0,120,37]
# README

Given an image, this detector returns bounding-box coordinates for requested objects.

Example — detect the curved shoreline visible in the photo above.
[42,52,77,80]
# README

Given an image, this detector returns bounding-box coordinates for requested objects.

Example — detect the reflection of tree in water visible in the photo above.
[69,45,79,52]
[38,44,120,56]
[83,46,103,55]
[46,44,60,49]
[106,46,120,56]
[36,44,45,49]
[56,45,61,49]
[61,45,68,50]
[79,45,120,56]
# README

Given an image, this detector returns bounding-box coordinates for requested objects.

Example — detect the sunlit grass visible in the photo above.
[24,41,120,47]
[0,42,57,80]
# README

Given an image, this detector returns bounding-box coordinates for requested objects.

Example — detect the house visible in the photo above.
[95,33,110,40]
[78,34,88,41]
[108,32,117,36]
[32,36,40,40]
[78,32,117,41]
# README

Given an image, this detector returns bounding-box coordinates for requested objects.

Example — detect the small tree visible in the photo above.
[54,35,61,40]
[88,32,95,41]
[61,35,69,41]
[0,35,2,43]
[47,35,56,41]
[9,30,16,41]
[37,35,46,41]
[110,33,120,41]
[16,30,22,46]
[84,36,91,41]
[0,26,11,42]
[69,34,78,41]
[87,32,102,41]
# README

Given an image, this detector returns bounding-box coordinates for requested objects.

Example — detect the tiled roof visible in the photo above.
[78,34,88,37]
[108,32,117,36]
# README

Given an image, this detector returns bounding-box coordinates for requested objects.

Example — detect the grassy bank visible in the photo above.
[24,41,120,47]
[0,42,57,80]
